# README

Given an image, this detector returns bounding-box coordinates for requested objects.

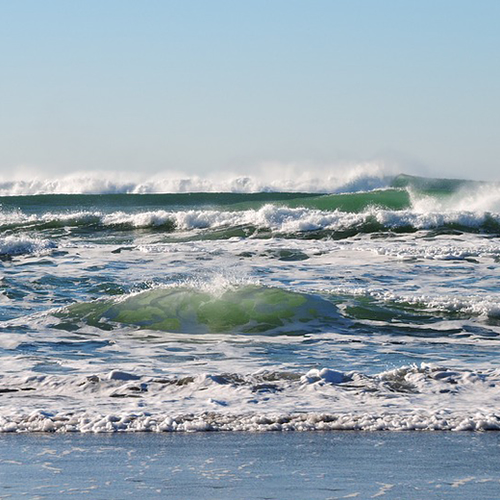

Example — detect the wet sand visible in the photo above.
[1,431,499,499]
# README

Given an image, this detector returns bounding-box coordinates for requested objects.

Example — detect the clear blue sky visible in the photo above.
[0,0,499,180]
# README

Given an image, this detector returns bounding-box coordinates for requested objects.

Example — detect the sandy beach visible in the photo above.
[1,431,500,499]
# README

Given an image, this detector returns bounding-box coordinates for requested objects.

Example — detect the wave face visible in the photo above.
[58,285,341,334]
[2,172,500,432]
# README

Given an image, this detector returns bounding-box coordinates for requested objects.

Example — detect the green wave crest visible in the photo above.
[58,285,340,334]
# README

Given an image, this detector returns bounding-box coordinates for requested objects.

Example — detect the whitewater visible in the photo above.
[1,173,500,432]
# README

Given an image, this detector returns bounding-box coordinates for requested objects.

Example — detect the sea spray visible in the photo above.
[0,162,393,195]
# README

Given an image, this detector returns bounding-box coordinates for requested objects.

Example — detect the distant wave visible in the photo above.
[2,173,500,240]
[0,163,393,195]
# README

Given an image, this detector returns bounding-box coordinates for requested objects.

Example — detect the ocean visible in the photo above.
[1,172,500,433]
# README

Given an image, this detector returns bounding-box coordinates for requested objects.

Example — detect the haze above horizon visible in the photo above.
[0,0,499,181]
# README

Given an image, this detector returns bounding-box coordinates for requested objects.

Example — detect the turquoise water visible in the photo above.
[1,173,500,431]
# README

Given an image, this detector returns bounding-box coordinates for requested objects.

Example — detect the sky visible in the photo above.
[0,0,499,181]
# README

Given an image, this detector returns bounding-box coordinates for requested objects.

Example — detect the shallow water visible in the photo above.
[1,432,500,499]
[1,174,500,432]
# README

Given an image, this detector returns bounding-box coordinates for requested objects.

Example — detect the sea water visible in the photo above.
[1,173,500,432]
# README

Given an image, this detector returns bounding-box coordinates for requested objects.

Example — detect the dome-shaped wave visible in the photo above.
[59,285,341,334]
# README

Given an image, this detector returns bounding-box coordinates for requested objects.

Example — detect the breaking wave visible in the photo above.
[2,203,500,238]
[1,174,499,239]
[0,235,56,257]
[0,163,392,195]
[1,364,499,432]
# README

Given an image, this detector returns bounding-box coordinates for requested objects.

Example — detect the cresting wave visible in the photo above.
[2,204,500,237]
[58,284,341,334]
[1,364,499,432]
[11,280,500,335]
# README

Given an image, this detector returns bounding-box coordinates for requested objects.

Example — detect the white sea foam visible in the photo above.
[374,208,499,231]
[3,204,500,234]
[347,234,500,263]
[410,183,500,214]
[1,411,499,432]
[369,243,500,261]
[0,210,102,229]
[325,284,500,320]
[0,235,56,256]
[0,364,499,432]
